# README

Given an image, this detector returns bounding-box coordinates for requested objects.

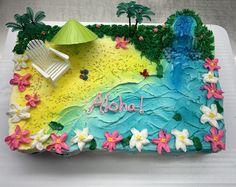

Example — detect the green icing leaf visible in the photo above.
[121,136,132,147]
[89,139,97,150]
[49,121,64,131]
[192,137,202,151]
[214,100,224,114]
[173,113,182,121]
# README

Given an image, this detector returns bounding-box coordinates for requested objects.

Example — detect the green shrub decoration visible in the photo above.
[13,24,60,54]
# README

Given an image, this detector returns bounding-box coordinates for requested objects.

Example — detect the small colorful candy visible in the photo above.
[80,75,88,81]
[80,69,89,81]
[80,69,89,75]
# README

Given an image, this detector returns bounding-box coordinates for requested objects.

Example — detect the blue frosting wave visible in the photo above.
[56,16,225,153]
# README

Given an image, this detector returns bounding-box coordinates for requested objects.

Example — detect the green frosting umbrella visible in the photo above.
[51,19,97,45]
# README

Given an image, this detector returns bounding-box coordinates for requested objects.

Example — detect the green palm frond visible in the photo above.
[26,7,34,23]
[134,5,155,23]
[5,22,23,32]
[11,26,23,32]
[23,14,30,24]
[116,1,137,18]
[34,11,46,23]
[5,22,21,27]
[13,13,30,27]
[116,10,127,17]
[14,14,22,24]
[117,2,126,9]
[142,15,152,21]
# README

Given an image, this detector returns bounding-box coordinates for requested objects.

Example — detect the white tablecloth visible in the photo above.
[0,23,236,186]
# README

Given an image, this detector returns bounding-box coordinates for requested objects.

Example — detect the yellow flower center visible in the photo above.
[120,38,125,43]
[16,109,21,114]
[56,138,61,144]
[36,136,41,141]
[79,134,86,141]
[18,58,23,63]
[135,134,143,141]
[107,137,113,142]
[208,112,215,119]
[213,136,219,142]
[161,138,166,143]
[208,74,213,79]
[179,135,185,141]
[210,89,215,93]
[210,62,215,66]
[16,134,21,139]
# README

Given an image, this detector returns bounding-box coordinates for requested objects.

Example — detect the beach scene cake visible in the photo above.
[5,1,225,156]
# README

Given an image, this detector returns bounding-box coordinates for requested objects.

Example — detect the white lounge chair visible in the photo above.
[26,39,70,85]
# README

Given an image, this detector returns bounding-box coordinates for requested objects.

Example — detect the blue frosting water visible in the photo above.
[56,16,225,153]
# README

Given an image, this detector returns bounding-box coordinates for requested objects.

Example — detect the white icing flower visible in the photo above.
[13,54,28,71]
[71,128,93,151]
[30,129,50,151]
[6,104,30,123]
[200,104,223,129]
[171,129,193,152]
[129,128,150,152]
[202,71,218,83]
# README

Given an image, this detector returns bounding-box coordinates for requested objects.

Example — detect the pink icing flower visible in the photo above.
[204,127,225,152]
[138,36,144,41]
[152,130,171,154]
[102,131,123,152]
[153,27,158,32]
[203,83,224,99]
[96,24,101,28]
[115,36,129,49]
[46,133,69,154]
[9,73,31,92]
[25,94,40,108]
[204,58,221,71]
[5,125,31,150]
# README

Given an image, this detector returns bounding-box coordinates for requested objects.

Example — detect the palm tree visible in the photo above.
[132,4,155,36]
[116,1,137,35]
[5,7,46,32]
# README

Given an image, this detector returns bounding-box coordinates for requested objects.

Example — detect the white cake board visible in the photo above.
[0,22,236,186]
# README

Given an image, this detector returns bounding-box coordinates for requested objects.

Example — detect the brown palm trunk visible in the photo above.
[131,20,138,37]
[128,16,131,36]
